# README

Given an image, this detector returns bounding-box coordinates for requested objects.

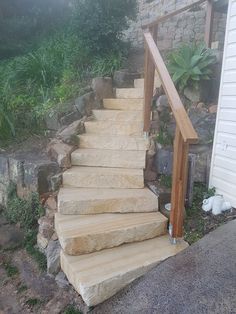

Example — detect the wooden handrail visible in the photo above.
[143,31,198,144]
[142,0,207,30]
[143,28,199,238]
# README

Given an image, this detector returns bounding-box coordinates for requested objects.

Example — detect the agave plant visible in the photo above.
[168,43,217,92]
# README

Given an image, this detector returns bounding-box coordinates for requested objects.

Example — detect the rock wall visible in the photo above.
[124,0,227,55]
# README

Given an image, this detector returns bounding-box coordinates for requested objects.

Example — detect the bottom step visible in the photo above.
[61,235,188,306]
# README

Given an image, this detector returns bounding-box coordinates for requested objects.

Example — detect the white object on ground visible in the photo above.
[212,195,224,215]
[165,203,171,211]
[202,196,215,212]
[202,195,232,215]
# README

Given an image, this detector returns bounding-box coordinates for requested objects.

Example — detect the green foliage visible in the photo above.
[25,298,42,307]
[4,184,44,229]
[184,183,216,244]
[17,284,28,294]
[24,229,47,271]
[63,305,82,314]
[71,0,137,55]
[156,127,173,146]
[159,175,172,189]
[3,262,19,277]
[0,0,135,143]
[168,43,216,91]
[186,184,215,216]
[3,184,47,270]
[91,53,123,76]
[0,34,84,142]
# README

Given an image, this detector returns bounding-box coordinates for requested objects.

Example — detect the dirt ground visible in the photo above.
[0,247,87,314]
[184,206,236,244]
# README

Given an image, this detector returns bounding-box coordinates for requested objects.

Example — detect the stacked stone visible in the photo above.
[124,0,227,56]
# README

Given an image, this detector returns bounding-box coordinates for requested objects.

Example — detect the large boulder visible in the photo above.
[74,91,96,117]
[113,69,140,88]
[91,77,114,102]
[188,108,216,145]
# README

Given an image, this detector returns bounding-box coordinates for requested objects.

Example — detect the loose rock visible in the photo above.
[56,119,84,145]
[47,240,61,275]
[55,271,70,289]
[47,139,75,169]
[92,77,113,102]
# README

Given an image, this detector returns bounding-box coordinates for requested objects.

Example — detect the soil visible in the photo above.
[0,135,50,155]
[0,245,87,314]
[184,207,236,244]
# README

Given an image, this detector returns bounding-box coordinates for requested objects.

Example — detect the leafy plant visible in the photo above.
[184,183,216,244]
[4,184,44,230]
[3,262,19,277]
[25,298,42,308]
[91,53,123,76]
[63,305,82,314]
[156,127,173,146]
[3,184,47,270]
[159,174,172,189]
[17,284,28,294]
[71,0,137,55]
[168,43,216,91]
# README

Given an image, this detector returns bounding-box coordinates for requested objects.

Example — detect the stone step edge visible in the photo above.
[60,235,189,306]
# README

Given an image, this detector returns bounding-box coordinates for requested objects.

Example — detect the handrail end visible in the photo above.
[186,136,199,145]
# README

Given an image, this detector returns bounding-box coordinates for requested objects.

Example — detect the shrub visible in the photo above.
[4,183,44,229]
[168,43,216,92]
[71,0,137,55]
[0,34,85,142]
[3,183,47,270]
[91,52,123,76]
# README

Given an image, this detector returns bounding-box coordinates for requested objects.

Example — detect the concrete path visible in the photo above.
[93,220,236,314]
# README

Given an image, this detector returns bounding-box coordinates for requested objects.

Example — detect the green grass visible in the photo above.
[3,184,47,271]
[17,284,28,294]
[63,305,82,314]
[25,298,42,307]
[0,33,124,145]
[3,262,19,277]
[159,174,172,189]
[184,183,215,244]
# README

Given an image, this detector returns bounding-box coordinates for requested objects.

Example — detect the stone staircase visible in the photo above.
[55,78,188,307]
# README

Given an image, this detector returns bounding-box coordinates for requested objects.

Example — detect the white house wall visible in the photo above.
[210,0,236,208]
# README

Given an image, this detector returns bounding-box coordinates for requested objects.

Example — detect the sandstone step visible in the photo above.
[103,98,143,111]
[58,187,158,215]
[92,109,143,122]
[55,212,167,255]
[63,166,144,189]
[134,78,145,89]
[134,75,161,89]
[61,235,188,306]
[85,121,143,136]
[71,149,146,169]
[79,134,149,151]
[116,88,144,99]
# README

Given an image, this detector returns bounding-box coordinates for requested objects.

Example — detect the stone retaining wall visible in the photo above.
[124,0,227,54]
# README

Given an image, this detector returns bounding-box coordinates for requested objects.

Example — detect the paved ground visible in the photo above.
[93,220,236,314]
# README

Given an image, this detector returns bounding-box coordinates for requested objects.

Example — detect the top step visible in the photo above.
[134,75,161,89]
[116,88,144,99]
[103,98,143,111]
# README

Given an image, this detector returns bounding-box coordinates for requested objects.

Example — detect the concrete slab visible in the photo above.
[93,220,236,314]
